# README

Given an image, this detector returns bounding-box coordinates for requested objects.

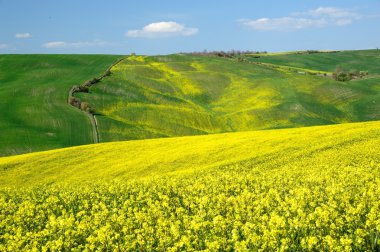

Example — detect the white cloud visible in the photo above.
[305,7,359,19]
[15,33,32,39]
[297,7,360,26]
[241,7,360,31]
[242,17,326,31]
[43,41,67,48]
[43,40,115,49]
[126,21,198,38]
[0,44,8,49]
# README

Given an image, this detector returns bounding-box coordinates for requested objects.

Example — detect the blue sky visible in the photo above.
[1,0,379,55]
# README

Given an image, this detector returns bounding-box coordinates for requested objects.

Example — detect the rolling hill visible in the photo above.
[0,121,379,250]
[246,50,380,121]
[0,54,121,156]
[1,50,380,250]
[75,50,380,143]
[1,50,379,156]
[0,120,378,187]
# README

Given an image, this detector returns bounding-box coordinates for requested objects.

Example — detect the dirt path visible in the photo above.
[67,57,125,144]
[89,114,99,143]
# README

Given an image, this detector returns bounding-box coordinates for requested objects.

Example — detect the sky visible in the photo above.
[0,0,380,55]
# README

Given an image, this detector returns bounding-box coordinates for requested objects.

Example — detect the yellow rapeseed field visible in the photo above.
[0,121,379,250]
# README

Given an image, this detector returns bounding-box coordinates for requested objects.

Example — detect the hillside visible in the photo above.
[0,120,378,187]
[1,51,379,156]
[0,54,121,156]
[247,50,380,74]
[0,121,379,250]
[76,51,380,142]
[246,50,380,122]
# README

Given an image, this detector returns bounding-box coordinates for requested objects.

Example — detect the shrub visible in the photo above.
[71,85,80,93]
[359,71,369,77]
[104,69,111,76]
[84,80,92,86]
[84,78,100,86]
[80,102,89,111]
[333,67,368,82]
[69,97,81,108]
[78,86,89,93]
[91,78,99,84]
[80,102,95,114]
[333,71,350,81]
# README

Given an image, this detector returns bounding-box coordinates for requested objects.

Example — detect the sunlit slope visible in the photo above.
[77,54,380,142]
[0,120,379,188]
[0,55,121,156]
[247,50,380,122]
[1,121,380,250]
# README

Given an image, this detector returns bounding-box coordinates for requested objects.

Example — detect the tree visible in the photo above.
[80,102,94,114]
[333,71,350,82]
[104,69,111,76]
[349,69,359,79]
[78,86,89,93]
[333,67,351,81]
[69,97,81,108]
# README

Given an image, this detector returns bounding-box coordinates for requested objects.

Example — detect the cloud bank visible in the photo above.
[0,44,8,49]
[126,21,198,38]
[241,7,360,31]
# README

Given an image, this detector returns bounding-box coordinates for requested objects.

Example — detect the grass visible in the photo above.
[0,121,379,250]
[0,54,121,156]
[246,49,380,74]
[76,51,380,142]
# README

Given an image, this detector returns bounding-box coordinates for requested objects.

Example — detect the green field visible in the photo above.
[247,50,380,74]
[246,50,380,122]
[75,51,380,143]
[0,55,121,156]
[0,121,379,250]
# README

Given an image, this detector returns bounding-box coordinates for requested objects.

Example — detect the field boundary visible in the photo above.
[67,57,126,143]
[233,56,334,77]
